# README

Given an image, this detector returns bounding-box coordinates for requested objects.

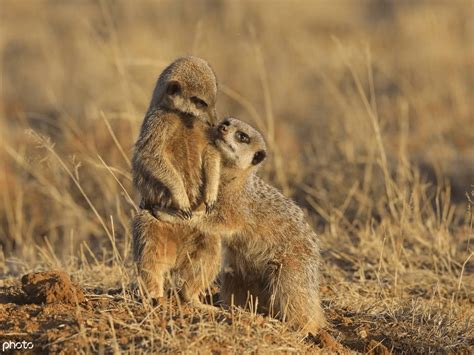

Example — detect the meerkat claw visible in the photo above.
[177,208,193,220]
[205,201,216,214]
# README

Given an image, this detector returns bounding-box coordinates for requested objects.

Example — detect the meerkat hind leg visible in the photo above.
[133,211,178,302]
[175,232,221,311]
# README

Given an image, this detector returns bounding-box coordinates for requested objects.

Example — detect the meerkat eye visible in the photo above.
[235,131,250,144]
[190,96,208,109]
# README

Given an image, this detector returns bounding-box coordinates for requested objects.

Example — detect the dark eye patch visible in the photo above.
[252,150,266,165]
[190,96,208,109]
[166,81,181,96]
[235,131,250,144]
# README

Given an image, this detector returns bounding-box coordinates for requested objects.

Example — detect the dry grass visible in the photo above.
[0,0,473,353]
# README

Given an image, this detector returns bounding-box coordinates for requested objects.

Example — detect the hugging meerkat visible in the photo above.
[155,117,326,333]
[132,56,221,305]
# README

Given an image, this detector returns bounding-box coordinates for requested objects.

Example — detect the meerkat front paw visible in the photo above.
[172,193,193,219]
[176,207,193,220]
[204,187,218,215]
[204,200,216,215]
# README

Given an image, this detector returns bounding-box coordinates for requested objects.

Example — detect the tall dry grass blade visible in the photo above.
[26,130,114,241]
[100,111,131,168]
[333,37,399,220]
[97,154,138,212]
[98,0,135,124]
[250,29,289,194]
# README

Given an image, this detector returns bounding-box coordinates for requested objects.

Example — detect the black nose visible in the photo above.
[219,120,230,134]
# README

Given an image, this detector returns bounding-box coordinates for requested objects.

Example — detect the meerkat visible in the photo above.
[132,56,222,306]
[153,117,327,333]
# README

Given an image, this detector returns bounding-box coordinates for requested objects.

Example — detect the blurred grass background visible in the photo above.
[1,0,472,253]
[0,0,472,350]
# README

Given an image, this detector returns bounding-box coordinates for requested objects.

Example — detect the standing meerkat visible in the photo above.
[154,117,327,333]
[132,56,221,306]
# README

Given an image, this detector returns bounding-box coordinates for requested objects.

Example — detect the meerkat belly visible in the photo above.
[167,128,207,206]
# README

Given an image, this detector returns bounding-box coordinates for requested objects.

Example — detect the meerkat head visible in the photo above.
[215,117,267,172]
[150,56,218,125]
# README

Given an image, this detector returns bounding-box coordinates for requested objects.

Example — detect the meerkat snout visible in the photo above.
[218,121,230,134]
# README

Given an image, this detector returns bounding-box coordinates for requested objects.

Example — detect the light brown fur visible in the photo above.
[132,56,221,305]
[155,118,327,333]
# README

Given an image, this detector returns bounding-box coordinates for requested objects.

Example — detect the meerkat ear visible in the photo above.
[166,81,181,96]
[252,150,266,165]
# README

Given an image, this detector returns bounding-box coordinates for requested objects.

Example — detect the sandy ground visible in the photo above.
[0,271,401,354]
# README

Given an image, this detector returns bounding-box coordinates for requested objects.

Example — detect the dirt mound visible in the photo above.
[21,270,85,305]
